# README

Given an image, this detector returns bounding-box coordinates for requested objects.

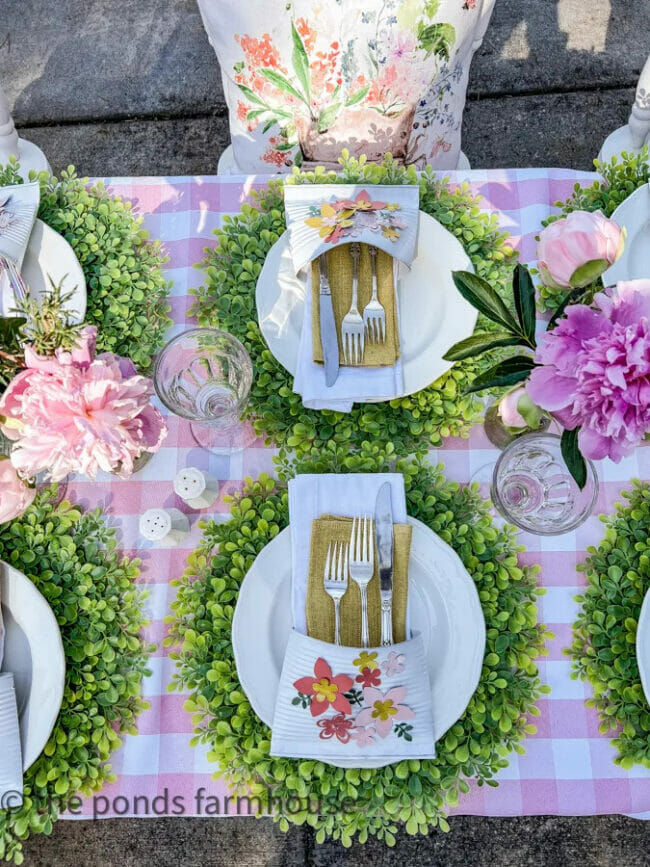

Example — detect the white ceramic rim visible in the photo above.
[0,561,66,770]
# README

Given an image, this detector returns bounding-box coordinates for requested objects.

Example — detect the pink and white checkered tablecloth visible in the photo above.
[62,169,650,821]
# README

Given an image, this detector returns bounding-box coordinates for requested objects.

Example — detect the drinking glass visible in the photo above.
[491,433,599,535]
[154,328,253,452]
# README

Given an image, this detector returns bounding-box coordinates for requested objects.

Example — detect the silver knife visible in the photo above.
[318,254,339,387]
[375,482,394,646]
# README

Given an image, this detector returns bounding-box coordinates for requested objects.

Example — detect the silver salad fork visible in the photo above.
[323,541,349,646]
[349,516,374,648]
[363,245,386,343]
[341,243,364,365]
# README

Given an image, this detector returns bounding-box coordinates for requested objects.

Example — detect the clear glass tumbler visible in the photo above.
[491,433,599,535]
[154,328,253,452]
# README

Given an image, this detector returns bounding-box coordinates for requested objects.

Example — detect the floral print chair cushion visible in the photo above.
[197,0,496,172]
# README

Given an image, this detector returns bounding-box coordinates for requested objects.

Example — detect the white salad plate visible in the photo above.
[636,588,650,705]
[0,561,66,770]
[1,218,87,321]
[255,212,477,400]
[232,517,486,769]
[604,183,650,285]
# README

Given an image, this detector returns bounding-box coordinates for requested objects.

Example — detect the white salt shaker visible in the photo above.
[139,508,190,547]
[173,467,220,510]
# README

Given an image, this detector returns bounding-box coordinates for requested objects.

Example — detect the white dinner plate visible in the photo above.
[1,218,87,321]
[636,588,650,705]
[0,561,66,770]
[255,212,477,399]
[232,517,486,769]
[604,183,650,285]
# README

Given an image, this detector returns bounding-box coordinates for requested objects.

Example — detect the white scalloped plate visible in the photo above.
[232,517,486,769]
[255,212,477,400]
[1,561,65,770]
[1,218,86,321]
[637,588,650,705]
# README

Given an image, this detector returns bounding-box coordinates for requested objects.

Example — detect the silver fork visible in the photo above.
[349,516,374,648]
[341,243,364,365]
[0,256,28,305]
[363,246,386,344]
[323,541,349,646]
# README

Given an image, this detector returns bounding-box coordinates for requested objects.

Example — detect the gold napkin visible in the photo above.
[306,515,411,647]
[311,244,400,367]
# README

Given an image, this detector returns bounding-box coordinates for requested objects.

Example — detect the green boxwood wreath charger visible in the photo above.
[0,488,153,864]
[0,159,171,375]
[191,153,517,459]
[569,480,650,770]
[167,446,550,845]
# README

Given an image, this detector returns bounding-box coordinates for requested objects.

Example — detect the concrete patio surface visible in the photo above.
[1,1,650,865]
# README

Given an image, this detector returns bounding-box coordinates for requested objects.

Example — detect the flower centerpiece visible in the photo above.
[0,282,166,500]
[0,324,166,483]
[443,211,643,487]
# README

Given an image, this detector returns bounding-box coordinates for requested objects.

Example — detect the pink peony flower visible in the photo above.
[0,459,35,524]
[527,279,650,462]
[354,685,414,739]
[0,330,166,481]
[537,210,624,289]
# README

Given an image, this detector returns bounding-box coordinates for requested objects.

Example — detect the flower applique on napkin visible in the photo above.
[291,650,415,749]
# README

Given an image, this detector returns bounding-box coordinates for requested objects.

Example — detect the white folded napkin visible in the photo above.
[0,590,4,670]
[292,260,404,412]
[0,674,23,808]
[288,472,409,635]
[0,180,40,316]
[270,630,435,763]
[0,181,39,268]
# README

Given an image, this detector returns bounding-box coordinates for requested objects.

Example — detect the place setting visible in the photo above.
[256,182,477,410]
[232,471,486,769]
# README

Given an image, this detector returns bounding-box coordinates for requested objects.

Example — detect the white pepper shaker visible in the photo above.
[173,467,220,510]
[139,508,190,547]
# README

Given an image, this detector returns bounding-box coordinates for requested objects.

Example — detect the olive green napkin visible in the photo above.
[306,514,411,647]
[311,244,399,367]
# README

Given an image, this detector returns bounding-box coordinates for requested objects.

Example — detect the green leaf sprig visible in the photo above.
[443,264,537,394]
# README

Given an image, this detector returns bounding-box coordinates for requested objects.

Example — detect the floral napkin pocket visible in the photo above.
[284,183,420,274]
[271,631,435,764]
[0,181,40,268]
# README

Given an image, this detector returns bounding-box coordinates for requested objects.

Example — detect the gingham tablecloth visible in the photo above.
[62,169,650,821]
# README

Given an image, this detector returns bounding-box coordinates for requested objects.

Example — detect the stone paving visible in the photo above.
[1,1,649,864]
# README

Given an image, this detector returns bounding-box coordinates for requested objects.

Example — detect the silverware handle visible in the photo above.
[380,597,393,646]
[360,586,369,648]
[351,250,359,310]
[334,598,341,646]
[370,248,379,301]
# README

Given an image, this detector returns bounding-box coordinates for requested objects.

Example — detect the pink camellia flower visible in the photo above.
[537,210,625,289]
[0,458,35,524]
[527,279,650,462]
[354,686,415,739]
[0,328,167,481]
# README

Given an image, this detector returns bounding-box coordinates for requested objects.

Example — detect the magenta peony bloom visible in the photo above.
[0,328,167,481]
[527,279,650,462]
[0,459,35,524]
[537,210,624,289]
